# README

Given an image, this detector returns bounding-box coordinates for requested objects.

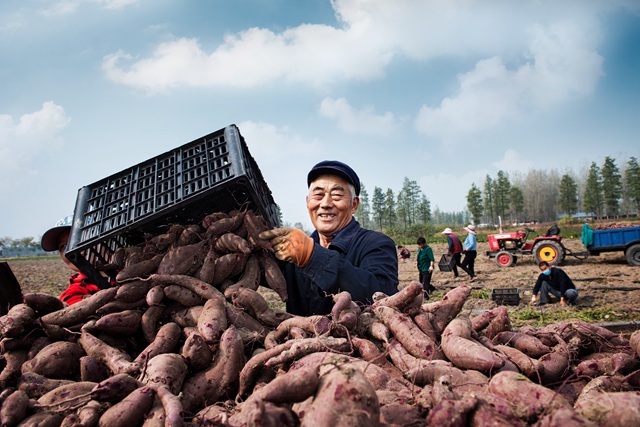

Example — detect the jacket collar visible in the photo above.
[310,217,359,252]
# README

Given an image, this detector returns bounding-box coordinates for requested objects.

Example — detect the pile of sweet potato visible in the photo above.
[1,209,640,426]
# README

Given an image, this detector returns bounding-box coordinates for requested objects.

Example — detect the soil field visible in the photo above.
[5,237,640,327]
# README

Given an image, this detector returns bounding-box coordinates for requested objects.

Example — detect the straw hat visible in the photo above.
[464,224,476,235]
[441,227,452,234]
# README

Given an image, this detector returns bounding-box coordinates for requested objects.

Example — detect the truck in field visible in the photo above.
[582,224,640,266]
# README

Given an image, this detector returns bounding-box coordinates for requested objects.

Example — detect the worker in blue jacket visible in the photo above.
[530,261,578,307]
[260,160,399,316]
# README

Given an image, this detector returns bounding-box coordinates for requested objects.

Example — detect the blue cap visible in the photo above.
[307,160,360,196]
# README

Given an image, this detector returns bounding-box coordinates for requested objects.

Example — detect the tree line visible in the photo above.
[466,156,640,225]
[352,155,639,240]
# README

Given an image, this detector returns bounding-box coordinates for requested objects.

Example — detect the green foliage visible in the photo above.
[372,186,386,230]
[509,186,524,222]
[558,174,578,215]
[483,175,495,225]
[466,183,483,224]
[355,183,372,228]
[494,170,511,222]
[601,156,622,217]
[583,162,603,217]
[625,157,640,215]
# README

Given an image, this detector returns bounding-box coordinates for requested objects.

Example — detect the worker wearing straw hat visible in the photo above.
[461,224,478,280]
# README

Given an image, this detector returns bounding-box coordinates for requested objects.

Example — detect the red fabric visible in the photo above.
[59,272,100,305]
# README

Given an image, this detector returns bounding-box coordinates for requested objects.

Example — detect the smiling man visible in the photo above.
[260,160,399,315]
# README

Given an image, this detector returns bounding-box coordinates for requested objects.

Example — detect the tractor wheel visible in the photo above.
[495,251,515,268]
[533,241,564,266]
[625,244,640,266]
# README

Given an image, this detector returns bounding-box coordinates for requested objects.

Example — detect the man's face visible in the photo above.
[306,174,359,238]
[419,243,426,249]
[539,264,550,275]
[57,229,78,272]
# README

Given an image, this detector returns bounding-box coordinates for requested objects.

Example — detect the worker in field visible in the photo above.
[416,236,436,298]
[461,224,478,278]
[41,216,100,305]
[530,261,578,307]
[442,227,476,282]
[259,160,399,316]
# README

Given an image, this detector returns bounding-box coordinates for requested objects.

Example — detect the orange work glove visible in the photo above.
[259,228,314,267]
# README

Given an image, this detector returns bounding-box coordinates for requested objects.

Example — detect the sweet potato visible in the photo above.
[427,285,472,335]
[93,309,142,336]
[141,305,164,343]
[0,304,35,339]
[575,352,640,378]
[148,273,223,300]
[98,386,155,427]
[205,212,244,238]
[575,391,640,426]
[197,297,228,344]
[426,395,478,427]
[214,232,252,254]
[80,355,110,383]
[257,250,288,301]
[116,253,164,282]
[39,287,117,327]
[630,330,640,358]
[78,330,132,375]
[244,210,272,251]
[372,280,423,314]
[471,306,505,332]
[0,389,29,427]
[174,224,202,247]
[22,293,64,315]
[482,306,512,340]
[356,312,391,344]
[225,304,268,337]
[494,344,544,379]
[157,241,206,276]
[76,399,104,427]
[163,285,204,307]
[202,211,229,229]
[195,244,218,285]
[95,298,147,315]
[441,314,504,372]
[148,224,184,251]
[263,337,351,369]
[229,288,286,328]
[492,331,551,358]
[115,280,151,303]
[488,371,572,421]
[37,381,97,407]
[22,341,84,379]
[269,315,331,345]
[17,372,75,398]
[224,255,260,294]
[90,373,141,403]
[139,353,187,395]
[213,253,246,286]
[0,350,28,388]
[374,305,444,360]
[181,326,245,412]
[298,355,380,427]
[15,411,64,426]
[129,322,181,375]
[181,332,213,371]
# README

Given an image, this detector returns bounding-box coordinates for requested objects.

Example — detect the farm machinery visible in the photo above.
[486,226,566,267]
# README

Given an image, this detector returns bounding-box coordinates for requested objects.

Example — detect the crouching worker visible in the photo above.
[41,216,100,305]
[259,160,399,316]
[530,261,578,307]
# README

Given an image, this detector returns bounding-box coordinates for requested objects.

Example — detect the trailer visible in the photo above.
[582,224,640,266]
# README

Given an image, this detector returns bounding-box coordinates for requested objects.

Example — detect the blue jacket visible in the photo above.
[283,218,399,316]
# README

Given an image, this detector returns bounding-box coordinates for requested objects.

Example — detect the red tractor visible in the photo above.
[486,226,565,267]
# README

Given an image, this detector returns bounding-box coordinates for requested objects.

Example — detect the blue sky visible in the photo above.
[1,0,639,240]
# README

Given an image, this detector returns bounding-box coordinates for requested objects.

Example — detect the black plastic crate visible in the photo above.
[438,254,455,272]
[491,288,520,306]
[65,124,279,288]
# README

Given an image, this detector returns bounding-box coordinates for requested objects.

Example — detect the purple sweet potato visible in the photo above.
[22,293,64,315]
[98,386,155,427]
[575,391,640,426]
[0,304,35,339]
[197,297,228,344]
[157,241,207,276]
[441,314,504,372]
[374,305,444,360]
[39,287,118,327]
[93,309,142,336]
[489,371,571,421]
[22,341,84,379]
[0,389,29,427]
[492,331,551,358]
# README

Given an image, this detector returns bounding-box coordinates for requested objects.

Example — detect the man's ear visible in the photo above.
[352,196,360,214]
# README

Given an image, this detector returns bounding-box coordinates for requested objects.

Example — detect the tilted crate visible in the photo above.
[65,124,279,288]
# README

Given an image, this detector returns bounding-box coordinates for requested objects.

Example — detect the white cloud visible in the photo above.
[492,149,534,173]
[318,97,397,135]
[39,0,138,16]
[0,102,70,181]
[415,18,603,141]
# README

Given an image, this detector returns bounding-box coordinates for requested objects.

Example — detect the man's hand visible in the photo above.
[259,228,314,267]
[530,295,537,306]
[428,267,434,273]
[560,297,566,307]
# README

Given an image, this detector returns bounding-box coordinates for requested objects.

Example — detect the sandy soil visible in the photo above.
[6,237,640,325]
